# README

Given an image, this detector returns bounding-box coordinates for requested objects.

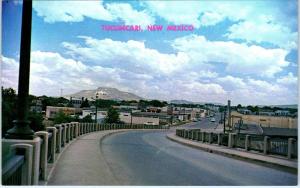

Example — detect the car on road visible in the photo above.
[210,118,216,122]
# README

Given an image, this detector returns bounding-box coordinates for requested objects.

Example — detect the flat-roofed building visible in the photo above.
[119,112,160,125]
[46,106,82,119]
[231,111,297,129]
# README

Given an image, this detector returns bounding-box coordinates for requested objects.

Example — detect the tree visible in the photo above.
[94,99,117,108]
[104,107,120,123]
[53,110,74,124]
[2,87,45,137]
[80,98,90,108]
[2,87,18,137]
[237,104,242,109]
[28,111,45,132]
[81,114,93,123]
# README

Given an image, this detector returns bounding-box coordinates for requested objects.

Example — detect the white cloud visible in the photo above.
[217,76,246,90]
[144,1,297,49]
[2,49,297,105]
[33,1,113,23]
[33,1,155,27]
[62,36,189,75]
[2,56,19,89]
[144,1,203,28]
[226,21,297,50]
[106,3,155,27]
[276,73,298,85]
[172,34,290,77]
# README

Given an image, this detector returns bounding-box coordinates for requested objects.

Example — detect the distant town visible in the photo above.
[3,86,297,138]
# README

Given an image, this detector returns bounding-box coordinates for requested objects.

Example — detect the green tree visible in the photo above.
[104,107,120,123]
[53,110,74,124]
[237,104,242,109]
[80,98,90,108]
[2,87,18,137]
[2,87,45,137]
[28,111,45,132]
[81,114,93,123]
[94,99,118,108]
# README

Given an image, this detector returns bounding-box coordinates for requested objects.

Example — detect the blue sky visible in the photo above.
[2,0,298,105]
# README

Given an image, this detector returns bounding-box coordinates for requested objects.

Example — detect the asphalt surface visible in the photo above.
[180,113,222,130]
[101,130,297,185]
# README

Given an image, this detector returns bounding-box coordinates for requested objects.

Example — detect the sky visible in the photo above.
[1,0,298,105]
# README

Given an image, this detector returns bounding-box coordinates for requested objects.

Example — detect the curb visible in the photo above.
[166,134,297,174]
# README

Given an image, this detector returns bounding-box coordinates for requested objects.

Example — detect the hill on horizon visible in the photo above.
[65,87,143,101]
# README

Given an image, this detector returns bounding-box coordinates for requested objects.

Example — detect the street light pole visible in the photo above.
[6,0,35,139]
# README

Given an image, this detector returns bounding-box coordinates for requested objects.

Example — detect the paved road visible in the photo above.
[180,113,222,130]
[101,130,297,185]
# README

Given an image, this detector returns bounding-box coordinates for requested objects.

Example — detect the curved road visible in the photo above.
[101,130,297,185]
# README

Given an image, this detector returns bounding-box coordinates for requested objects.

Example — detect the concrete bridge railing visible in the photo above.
[2,123,168,185]
[176,129,298,159]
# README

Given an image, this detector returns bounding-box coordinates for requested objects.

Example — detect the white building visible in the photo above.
[81,108,107,123]
[119,112,159,125]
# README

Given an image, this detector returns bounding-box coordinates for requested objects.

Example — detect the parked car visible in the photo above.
[210,118,216,122]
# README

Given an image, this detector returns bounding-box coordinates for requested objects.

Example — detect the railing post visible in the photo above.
[197,131,201,141]
[228,133,236,148]
[201,132,205,142]
[69,124,73,141]
[62,124,67,146]
[263,136,270,155]
[54,124,62,153]
[34,131,48,181]
[10,144,33,185]
[245,135,250,151]
[46,127,57,163]
[288,138,296,159]
[217,133,222,145]
[74,122,79,137]
[79,123,82,135]
[208,133,213,144]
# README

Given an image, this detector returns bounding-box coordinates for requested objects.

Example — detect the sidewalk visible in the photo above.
[167,133,297,173]
[47,130,128,185]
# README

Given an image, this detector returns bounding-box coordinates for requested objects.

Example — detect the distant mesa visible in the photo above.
[65,87,143,101]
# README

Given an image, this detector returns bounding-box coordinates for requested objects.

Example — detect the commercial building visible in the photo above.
[46,106,82,119]
[119,112,160,125]
[231,111,297,129]
[81,108,107,123]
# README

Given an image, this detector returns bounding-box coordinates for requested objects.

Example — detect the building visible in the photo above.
[274,110,291,116]
[81,108,107,123]
[70,97,83,108]
[119,112,160,125]
[237,108,252,115]
[30,99,43,113]
[46,106,82,119]
[231,111,297,129]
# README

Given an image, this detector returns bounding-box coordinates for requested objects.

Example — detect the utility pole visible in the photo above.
[223,111,226,134]
[6,0,34,139]
[95,93,99,123]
